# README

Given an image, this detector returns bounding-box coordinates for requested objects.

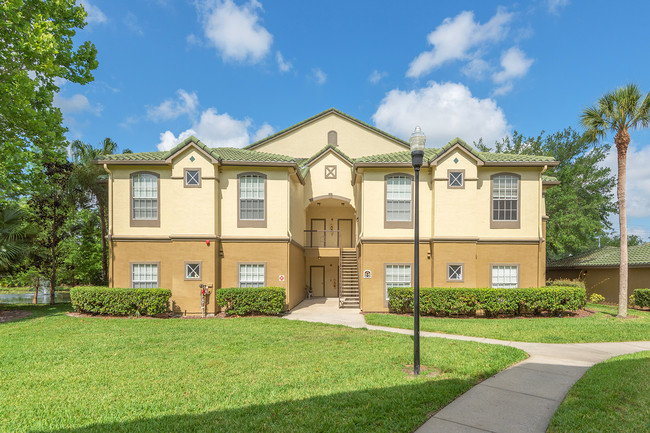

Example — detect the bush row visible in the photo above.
[388,286,586,317]
[70,286,171,316]
[215,287,285,316]
[635,289,650,308]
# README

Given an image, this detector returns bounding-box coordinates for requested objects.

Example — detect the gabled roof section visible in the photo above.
[305,144,354,167]
[548,244,650,268]
[354,148,439,165]
[429,137,484,166]
[244,108,411,151]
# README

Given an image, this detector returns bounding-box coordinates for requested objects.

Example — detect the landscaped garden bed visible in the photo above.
[70,286,172,316]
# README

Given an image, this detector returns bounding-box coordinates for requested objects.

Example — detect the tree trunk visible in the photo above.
[50,246,57,306]
[33,275,39,305]
[616,134,629,318]
[98,201,108,285]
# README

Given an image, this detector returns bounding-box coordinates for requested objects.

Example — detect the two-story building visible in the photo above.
[99,108,558,314]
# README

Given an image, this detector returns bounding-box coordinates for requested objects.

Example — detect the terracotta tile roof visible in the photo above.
[548,244,650,268]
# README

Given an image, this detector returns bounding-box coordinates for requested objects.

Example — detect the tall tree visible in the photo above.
[0,0,98,199]
[494,128,616,259]
[581,84,650,318]
[0,203,33,271]
[28,158,74,304]
[70,138,117,284]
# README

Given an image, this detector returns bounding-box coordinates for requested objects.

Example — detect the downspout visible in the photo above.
[103,164,114,287]
[539,165,548,286]
[286,169,293,310]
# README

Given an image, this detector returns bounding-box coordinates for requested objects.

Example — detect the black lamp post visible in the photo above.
[409,126,426,376]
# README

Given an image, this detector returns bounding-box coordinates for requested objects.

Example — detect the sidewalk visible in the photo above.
[284,300,650,433]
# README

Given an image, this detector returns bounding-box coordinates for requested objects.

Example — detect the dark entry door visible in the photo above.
[338,219,353,248]
[310,266,325,297]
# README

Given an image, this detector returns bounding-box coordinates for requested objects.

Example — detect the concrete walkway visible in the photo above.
[283,299,650,433]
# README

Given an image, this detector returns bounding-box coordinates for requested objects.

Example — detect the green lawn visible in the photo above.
[0,305,525,433]
[547,351,650,432]
[365,304,650,343]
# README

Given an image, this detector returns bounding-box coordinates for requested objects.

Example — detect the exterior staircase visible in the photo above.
[339,248,360,308]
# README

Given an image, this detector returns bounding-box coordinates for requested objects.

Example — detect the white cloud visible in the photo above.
[156,108,270,150]
[53,93,102,116]
[312,68,327,85]
[147,90,199,122]
[603,143,650,218]
[372,81,510,146]
[548,0,569,14]
[123,12,143,36]
[492,47,533,83]
[186,33,201,46]
[369,70,387,84]
[79,0,107,25]
[276,51,292,72]
[197,0,272,63]
[462,58,490,79]
[406,8,513,78]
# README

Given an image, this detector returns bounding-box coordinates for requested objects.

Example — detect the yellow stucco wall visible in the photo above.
[547,267,650,303]
[287,243,306,309]
[304,152,355,206]
[111,240,217,315]
[250,113,408,158]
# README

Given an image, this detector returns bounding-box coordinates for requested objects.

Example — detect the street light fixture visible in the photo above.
[409,125,425,376]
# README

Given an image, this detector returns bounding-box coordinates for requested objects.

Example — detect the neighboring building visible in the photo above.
[99,108,559,314]
[547,244,650,302]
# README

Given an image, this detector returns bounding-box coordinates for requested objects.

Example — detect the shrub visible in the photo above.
[589,293,606,304]
[215,287,285,316]
[388,286,586,317]
[70,286,171,316]
[635,289,650,308]
[546,279,585,289]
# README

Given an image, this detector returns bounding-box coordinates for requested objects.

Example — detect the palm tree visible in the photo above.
[70,138,118,284]
[581,84,650,318]
[0,203,32,271]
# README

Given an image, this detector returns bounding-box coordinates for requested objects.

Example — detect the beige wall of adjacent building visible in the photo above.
[547,267,650,303]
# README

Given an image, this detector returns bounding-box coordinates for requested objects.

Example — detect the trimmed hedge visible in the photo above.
[635,289,650,308]
[388,286,586,317]
[216,287,285,316]
[70,286,171,316]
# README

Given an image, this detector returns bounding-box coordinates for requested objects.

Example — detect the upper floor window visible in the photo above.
[131,172,159,227]
[184,168,201,187]
[448,170,464,188]
[238,173,267,227]
[491,173,520,229]
[385,174,412,228]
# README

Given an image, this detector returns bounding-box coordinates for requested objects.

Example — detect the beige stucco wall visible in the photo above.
[111,240,217,315]
[251,113,409,158]
[305,256,341,297]
[220,242,288,290]
[289,174,306,246]
[287,243,306,309]
[547,267,650,303]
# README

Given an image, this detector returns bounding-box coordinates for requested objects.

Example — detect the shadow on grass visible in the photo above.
[34,379,474,433]
[0,303,70,323]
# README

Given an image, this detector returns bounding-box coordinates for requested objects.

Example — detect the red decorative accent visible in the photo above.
[205,240,210,246]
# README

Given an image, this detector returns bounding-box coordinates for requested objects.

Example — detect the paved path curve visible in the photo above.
[284,298,650,433]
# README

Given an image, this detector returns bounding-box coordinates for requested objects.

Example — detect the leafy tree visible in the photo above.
[0,203,34,271]
[28,158,74,304]
[70,138,117,284]
[0,0,98,199]
[598,234,646,248]
[494,128,616,260]
[581,84,650,318]
[60,208,103,286]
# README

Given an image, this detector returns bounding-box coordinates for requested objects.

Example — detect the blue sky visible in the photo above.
[58,0,650,239]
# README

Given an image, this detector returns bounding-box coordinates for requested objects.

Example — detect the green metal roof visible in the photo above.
[101,151,167,161]
[479,152,556,163]
[354,148,439,164]
[548,244,650,268]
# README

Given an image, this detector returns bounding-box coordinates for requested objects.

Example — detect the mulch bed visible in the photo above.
[66,312,173,319]
[368,308,597,319]
[0,310,32,323]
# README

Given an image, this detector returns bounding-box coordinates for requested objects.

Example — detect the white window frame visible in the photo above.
[131,172,159,225]
[492,174,519,222]
[184,168,201,187]
[385,175,412,226]
[238,263,266,288]
[185,262,201,280]
[385,264,412,301]
[131,263,159,288]
[448,171,464,188]
[447,264,463,281]
[491,265,519,289]
[238,173,266,226]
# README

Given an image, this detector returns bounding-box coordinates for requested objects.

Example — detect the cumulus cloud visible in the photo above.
[196,0,272,63]
[146,90,199,122]
[276,51,292,72]
[372,81,510,146]
[252,122,274,141]
[369,70,388,84]
[156,108,272,151]
[406,8,512,78]
[312,68,327,85]
[53,93,102,116]
[548,0,570,14]
[493,47,533,83]
[603,142,650,219]
[462,58,490,79]
[79,0,107,25]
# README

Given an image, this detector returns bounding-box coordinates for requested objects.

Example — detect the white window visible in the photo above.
[386,176,412,222]
[448,264,463,281]
[449,171,464,188]
[385,264,411,300]
[132,173,158,220]
[239,264,265,288]
[132,263,158,288]
[185,169,200,187]
[239,174,265,220]
[491,265,518,288]
[492,175,519,221]
[185,263,201,280]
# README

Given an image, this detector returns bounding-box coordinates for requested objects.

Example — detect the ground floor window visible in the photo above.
[185,262,201,280]
[132,263,158,288]
[239,263,265,288]
[447,264,463,281]
[491,265,518,288]
[385,264,411,300]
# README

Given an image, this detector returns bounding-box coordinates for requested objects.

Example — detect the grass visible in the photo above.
[365,304,650,343]
[0,304,525,433]
[547,351,650,432]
